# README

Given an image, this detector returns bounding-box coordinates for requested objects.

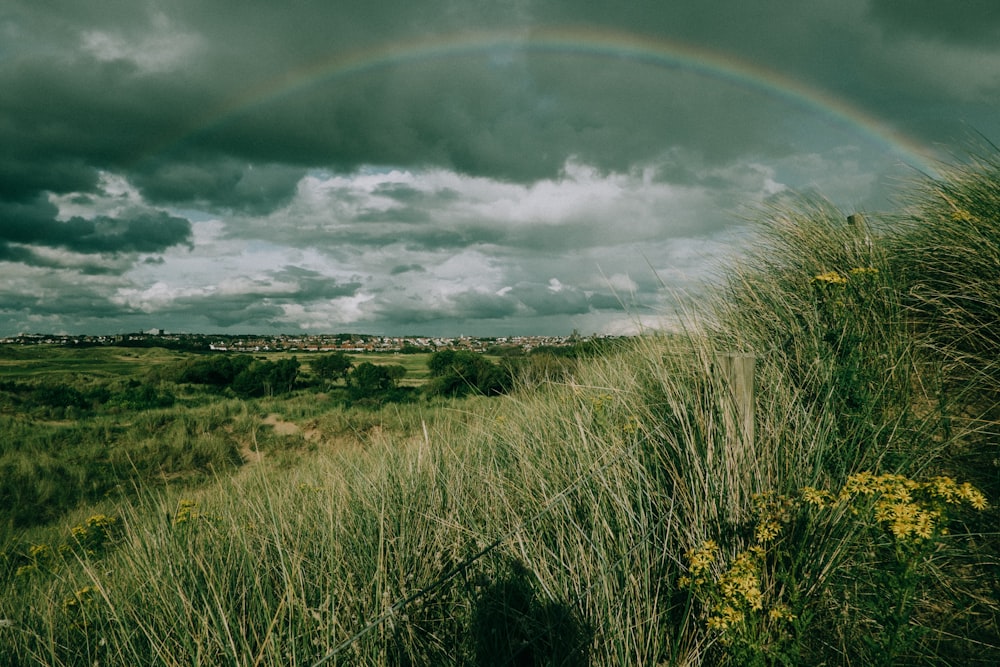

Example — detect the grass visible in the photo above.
[1,153,999,665]
[0,345,188,380]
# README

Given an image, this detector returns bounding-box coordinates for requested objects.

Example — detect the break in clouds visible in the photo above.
[1,0,998,335]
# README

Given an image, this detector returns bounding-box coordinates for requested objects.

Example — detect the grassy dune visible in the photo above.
[2,155,999,665]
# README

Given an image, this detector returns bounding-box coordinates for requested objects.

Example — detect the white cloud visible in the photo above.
[280,293,376,329]
[79,13,202,73]
[26,153,836,334]
[111,281,209,313]
[49,172,146,221]
[603,272,639,294]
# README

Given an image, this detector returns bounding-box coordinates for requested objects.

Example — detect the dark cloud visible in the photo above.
[390,264,426,275]
[448,290,522,320]
[267,266,363,301]
[1,0,997,335]
[0,273,129,324]
[0,0,918,197]
[354,207,433,224]
[514,282,592,316]
[131,161,304,214]
[868,0,1000,44]
[164,296,288,329]
[587,292,628,311]
[0,196,193,264]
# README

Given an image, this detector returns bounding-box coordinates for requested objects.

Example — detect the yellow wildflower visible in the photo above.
[62,586,99,615]
[930,476,960,503]
[173,499,199,525]
[685,540,718,578]
[950,208,975,222]
[708,603,745,632]
[28,543,52,560]
[958,482,988,510]
[768,604,796,622]
[755,519,782,543]
[813,271,847,285]
[801,486,832,509]
[717,551,764,611]
[15,564,37,577]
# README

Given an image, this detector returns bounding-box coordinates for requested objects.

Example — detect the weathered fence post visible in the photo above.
[717,353,756,451]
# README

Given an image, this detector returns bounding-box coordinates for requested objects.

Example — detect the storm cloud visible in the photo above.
[1,0,997,335]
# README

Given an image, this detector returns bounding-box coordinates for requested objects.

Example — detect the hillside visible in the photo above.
[2,154,999,665]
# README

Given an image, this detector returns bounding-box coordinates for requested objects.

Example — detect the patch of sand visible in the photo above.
[262,413,301,436]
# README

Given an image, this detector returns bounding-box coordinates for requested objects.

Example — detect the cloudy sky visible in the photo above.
[2,1,998,336]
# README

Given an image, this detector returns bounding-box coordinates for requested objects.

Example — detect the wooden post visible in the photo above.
[717,353,755,450]
[847,213,872,254]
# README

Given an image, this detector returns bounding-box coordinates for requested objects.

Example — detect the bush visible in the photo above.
[426,350,511,397]
[176,355,254,387]
[231,357,300,398]
[310,352,353,383]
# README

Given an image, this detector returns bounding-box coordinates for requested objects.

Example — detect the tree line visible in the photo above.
[171,350,516,403]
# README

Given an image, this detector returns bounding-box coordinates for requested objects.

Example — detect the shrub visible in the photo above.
[426,350,511,397]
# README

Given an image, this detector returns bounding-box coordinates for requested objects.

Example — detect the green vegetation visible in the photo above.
[426,350,512,397]
[2,154,999,665]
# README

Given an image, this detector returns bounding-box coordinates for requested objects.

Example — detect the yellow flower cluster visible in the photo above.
[755,519,782,542]
[680,541,772,635]
[874,500,937,541]
[837,472,987,543]
[28,543,51,560]
[716,551,764,613]
[950,208,975,222]
[928,475,988,510]
[590,394,613,411]
[812,267,878,285]
[707,602,746,632]
[812,271,847,285]
[768,604,795,623]
[62,585,98,613]
[70,513,120,551]
[752,491,799,543]
[15,543,53,577]
[697,547,772,635]
[680,471,988,646]
[677,540,717,588]
[801,486,834,509]
[173,499,199,525]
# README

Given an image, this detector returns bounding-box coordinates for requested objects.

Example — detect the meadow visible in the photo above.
[2,154,999,665]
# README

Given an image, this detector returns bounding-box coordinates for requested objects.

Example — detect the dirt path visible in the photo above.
[239,414,326,462]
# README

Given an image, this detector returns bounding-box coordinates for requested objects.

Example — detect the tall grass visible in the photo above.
[888,153,1000,502]
[891,153,1000,395]
[2,157,999,665]
[0,400,249,529]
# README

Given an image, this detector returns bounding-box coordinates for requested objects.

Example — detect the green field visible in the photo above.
[343,352,432,383]
[0,345,189,380]
[0,346,500,387]
[2,155,999,665]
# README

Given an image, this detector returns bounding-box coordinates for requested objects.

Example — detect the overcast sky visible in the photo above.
[2,1,998,336]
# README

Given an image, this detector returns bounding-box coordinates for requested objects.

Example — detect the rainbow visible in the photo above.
[150,26,938,173]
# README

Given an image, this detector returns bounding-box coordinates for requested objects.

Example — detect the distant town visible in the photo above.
[1,330,626,354]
